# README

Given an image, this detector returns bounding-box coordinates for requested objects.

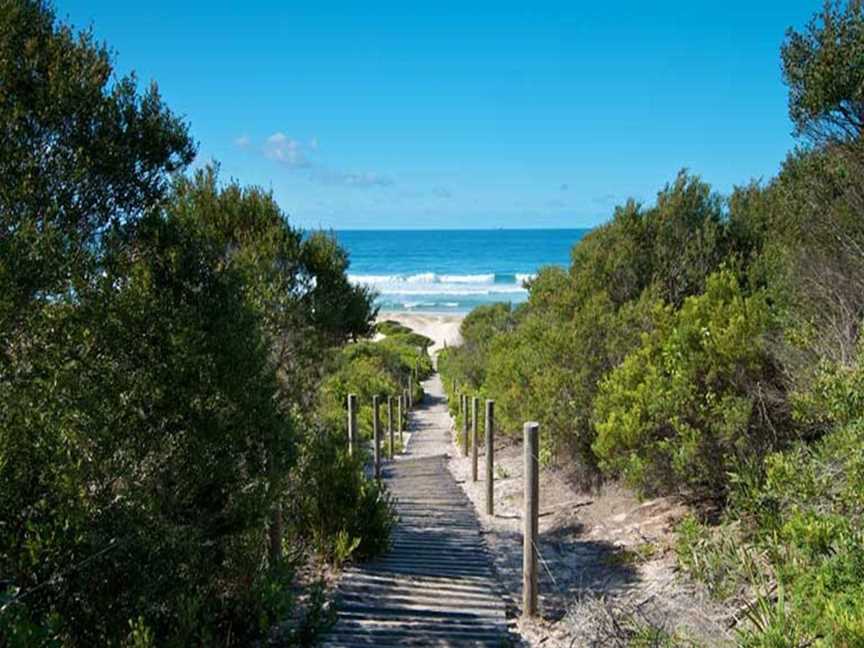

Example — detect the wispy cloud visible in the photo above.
[313,168,394,188]
[241,132,392,188]
[263,132,311,168]
[431,186,452,199]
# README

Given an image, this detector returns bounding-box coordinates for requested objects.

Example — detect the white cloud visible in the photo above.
[263,132,310,168]
[234,135,251,148]
[248,131,393,188]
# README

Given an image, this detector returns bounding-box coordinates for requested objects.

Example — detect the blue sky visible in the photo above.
[59,1,818,229]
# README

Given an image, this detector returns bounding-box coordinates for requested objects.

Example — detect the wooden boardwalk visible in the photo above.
[322,378,510,647]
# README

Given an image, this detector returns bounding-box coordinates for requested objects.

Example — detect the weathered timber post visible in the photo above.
[471,396,479,481]
[347,393,358,456]
[456,392,463,443]
[373,395,381,479]
[387,395,394,459]
[523,421,539,617]
[397,394,404,444]
[461,395,469,457]
[407,379,413,409]
[485,399,495,516]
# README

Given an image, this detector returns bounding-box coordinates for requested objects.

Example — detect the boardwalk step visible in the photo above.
[322,378,511,647]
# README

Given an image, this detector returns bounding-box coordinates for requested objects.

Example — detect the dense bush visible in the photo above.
[440,173,730,475]
[593,272,791,500]
[677,418,864,647]
[284,427,396,564]
[375,320,412,336]
[319,325,432,441]
[0,2,391,645]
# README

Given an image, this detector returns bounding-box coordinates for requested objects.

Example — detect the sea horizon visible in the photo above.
[336,228,588,314]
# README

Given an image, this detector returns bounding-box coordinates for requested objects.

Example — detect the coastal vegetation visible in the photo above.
[440,2,864,644]
[0,1,425,644]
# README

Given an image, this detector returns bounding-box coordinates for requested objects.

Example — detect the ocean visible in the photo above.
[335,229,589,313]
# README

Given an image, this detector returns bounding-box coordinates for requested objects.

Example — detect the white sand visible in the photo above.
[377,311,463,357]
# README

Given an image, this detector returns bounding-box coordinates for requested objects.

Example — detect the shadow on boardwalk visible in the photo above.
[322,383,515,647]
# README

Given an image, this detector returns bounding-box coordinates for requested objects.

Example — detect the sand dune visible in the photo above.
[377,311,463,356]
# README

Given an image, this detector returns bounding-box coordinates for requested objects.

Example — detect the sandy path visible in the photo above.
[377,312,463,357]
[441,390,734,646]
[400,372,454,459]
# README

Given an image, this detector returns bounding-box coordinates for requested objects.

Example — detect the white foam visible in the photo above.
[349,272,497,286]
[438,273,495,284]
[349,271,531,298]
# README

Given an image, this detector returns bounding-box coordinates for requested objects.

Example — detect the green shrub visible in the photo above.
[375,320,411,336]
[677,418,864,647]
[0,6,382,641]
[284,427,396,564]
[593,271,790,499]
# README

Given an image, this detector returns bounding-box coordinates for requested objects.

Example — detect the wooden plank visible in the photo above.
[322,376,511,647]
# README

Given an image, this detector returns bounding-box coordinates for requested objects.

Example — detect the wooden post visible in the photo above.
[461,395,468,457]
[456,393,463,444]
[347,393,357,456]
[373,395,381,479]
[407,379,413,409]
[397,394,404,443]
[387,395,394,459]
[471,396,479,481]
[523,421,539,618]
[485,399,495,516]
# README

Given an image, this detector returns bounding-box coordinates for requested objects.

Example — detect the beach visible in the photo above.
[376,311,464,356]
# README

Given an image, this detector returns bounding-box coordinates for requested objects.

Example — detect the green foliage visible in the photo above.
[569,171,728,309]
[375,320,412,336]
[439,171,735,480]
[451,4,864,647]
[0,3,387,645]
[0,0,195,330]
[386,330,434,352]
[284,426,395,564]
[300,231,378,345]
[319,324,430,435]
[1,212,291,645]
[438,303,518,390]
[679,419,864,647]
[782,0,864,149]
[593,271,790,499]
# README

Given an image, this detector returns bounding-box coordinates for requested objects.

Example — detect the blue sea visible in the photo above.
[335,229,588,313]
